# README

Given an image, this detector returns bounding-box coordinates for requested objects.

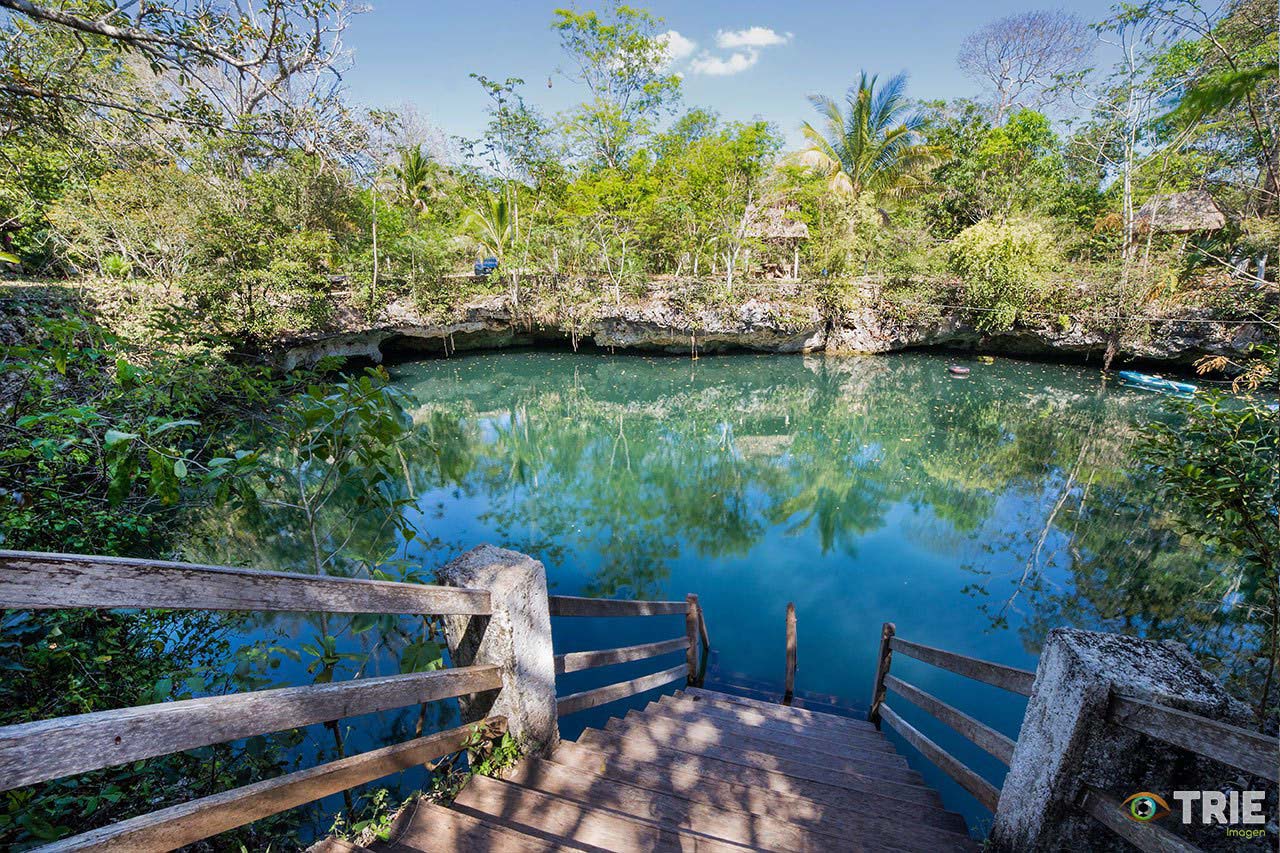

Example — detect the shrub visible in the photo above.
[948,218,1056,331]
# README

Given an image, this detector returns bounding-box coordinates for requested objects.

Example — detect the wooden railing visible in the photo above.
[1082,694,1279,853]
[867,622,1033,812]
[0,550,505,852]
[866,621,1280,852]
[551,592,710,717]
[782,602,797,706]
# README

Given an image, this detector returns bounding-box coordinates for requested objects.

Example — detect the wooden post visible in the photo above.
[868,621,895,727]
[782,603,797,706]
[684,594,700,685]
[697,604,711,661]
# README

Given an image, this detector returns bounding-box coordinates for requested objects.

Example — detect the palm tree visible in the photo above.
[462,190,522,303]
[390,145,436,214]
[461,192,515,263]
[797,71,943,200]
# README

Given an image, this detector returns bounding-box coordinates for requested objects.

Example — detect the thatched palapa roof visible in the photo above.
[744,201,809,243]
[1135,190,1227,234]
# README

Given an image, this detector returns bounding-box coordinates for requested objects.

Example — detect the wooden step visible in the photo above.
[551,739,968,834]
[790,695,868,718]
[375,800,581,853]
[500,755,967,853]
[683,687,877,734]
[452,773,751,852]
[577,727,936,805]
[699,681,784,705]
[547,737,967,835]
[659,694,887,747]
[704,674,866,715]
[610,711,917,781]
[651,697,897,756]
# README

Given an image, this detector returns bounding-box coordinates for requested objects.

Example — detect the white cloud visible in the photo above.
[659,30,697,64]
[715,26,792,49]
[689,50,760,77]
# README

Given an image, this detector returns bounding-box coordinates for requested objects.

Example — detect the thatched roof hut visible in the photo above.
[744,201,809,244]
[1135,190,1227,234]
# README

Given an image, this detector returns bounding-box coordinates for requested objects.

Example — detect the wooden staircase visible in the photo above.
[333,686,976,853]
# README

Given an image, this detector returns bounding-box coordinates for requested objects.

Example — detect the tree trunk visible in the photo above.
[370,189,379,319]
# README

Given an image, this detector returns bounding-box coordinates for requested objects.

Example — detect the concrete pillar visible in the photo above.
[990,628,1251,852]
[436,545,560,757]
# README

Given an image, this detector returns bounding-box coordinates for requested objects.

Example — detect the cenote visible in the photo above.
[189,349,1248,838]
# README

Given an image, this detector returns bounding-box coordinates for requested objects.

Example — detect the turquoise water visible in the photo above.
[186,348,1245,838]
[382,349,1215,833]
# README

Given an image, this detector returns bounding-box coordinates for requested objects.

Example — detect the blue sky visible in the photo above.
[341,1,1121,150]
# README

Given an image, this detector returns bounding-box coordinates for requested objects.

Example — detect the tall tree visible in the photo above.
[0,0,363,154]
[958,10,1095,124]
[797,71,942,201]
[552,2,681,169]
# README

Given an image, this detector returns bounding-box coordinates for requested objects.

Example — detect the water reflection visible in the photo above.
[391,351,1254,704]
[188,349,1257,833]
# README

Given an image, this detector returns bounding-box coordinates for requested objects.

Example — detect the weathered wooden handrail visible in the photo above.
[684,594,701,684]
[1110,694,1279,783]
[554,637,689,675]
[0,665,503,791]
[556,665,688,717]
[868,622,895,725]
[548,594,688,617]
[782,602,796,706]
[878,703,1001,811]
[0,550,492,615]
[869,625,1028,814]
[1079,787,1203,853]
[550,592,709,717]
[884,674,1015,764]
[34,718,505,853]
[889,636,1035,696]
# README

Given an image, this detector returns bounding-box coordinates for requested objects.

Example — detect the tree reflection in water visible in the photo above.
[203,350,1263,712]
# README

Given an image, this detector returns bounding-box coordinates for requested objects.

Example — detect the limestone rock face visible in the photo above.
[592,299,826,353]
[278,291,1266,371]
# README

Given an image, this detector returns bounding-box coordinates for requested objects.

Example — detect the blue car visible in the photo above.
[474,256,499,276]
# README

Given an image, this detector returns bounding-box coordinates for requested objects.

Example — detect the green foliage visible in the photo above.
[0,306,317,848]
[1140,391,1280,722]
[0,310,299,553]
[551,1,682,168]
[424,723,524,804]
[462,192,516,263]
[948,218,1057,330]
[798,71,943,201]
[0,608,302,848]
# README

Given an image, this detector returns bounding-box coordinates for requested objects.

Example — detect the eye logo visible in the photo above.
[1123,792,1171,822]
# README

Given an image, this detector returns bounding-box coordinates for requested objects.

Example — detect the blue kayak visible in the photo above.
[1118,371,1197,396]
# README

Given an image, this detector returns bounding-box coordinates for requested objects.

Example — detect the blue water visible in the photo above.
[188,348,1236,839]
[379,349,1189,834]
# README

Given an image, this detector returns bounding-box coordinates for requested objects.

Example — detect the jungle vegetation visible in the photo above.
[0,0,1277,848]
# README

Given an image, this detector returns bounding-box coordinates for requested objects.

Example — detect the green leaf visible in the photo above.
[104,429,139,447]
[151,419,201,435]
[401,641,443,674]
